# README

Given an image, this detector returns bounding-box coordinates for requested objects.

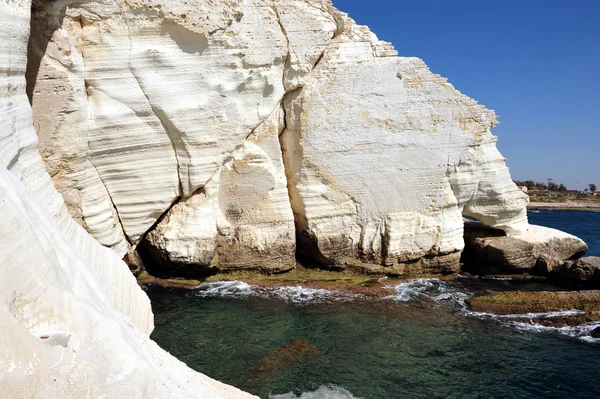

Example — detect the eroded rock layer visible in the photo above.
[0,1,255,397]
[28,0,293,256]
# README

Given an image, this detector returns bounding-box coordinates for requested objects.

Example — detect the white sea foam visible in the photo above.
[462,303,599,343]
[192,281,362,304]
[193,281,256,298]
[268,286,361,304]
[497,309,585,319]
[194,279,600,343]
[269,385,360,399]
[507,320,600,343]
[481,276,513,281]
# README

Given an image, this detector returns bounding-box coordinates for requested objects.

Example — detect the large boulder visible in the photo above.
[462,222,587,274]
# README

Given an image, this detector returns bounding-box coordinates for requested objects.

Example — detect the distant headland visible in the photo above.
[514,180,600,210]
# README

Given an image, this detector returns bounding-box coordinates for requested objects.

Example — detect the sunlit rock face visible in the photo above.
[28,0,295,258]
[0,1,256,397]
[27,0,533,275]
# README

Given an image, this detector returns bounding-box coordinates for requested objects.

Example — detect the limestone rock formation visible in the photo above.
[1,0,593,395]
[551,257,600,288]
[28,0,294,258]
[0,1,255,397]
[27,0,536,275]
[462,221,587,274]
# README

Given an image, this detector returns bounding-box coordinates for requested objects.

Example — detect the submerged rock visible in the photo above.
[245,339,320,385]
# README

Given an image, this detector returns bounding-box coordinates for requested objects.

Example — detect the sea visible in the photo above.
[147,210,600,398]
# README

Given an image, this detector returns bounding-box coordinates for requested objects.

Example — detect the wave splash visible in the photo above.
[269,385,361,399]
[507,320,600,343]
[194,281,256,298]
[390,278,469,305]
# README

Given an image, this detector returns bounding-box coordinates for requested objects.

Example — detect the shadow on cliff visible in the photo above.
[25,1,71,104]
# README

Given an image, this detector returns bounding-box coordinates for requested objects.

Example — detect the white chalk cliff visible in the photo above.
[26,0,554,277]
[0,0,255,397]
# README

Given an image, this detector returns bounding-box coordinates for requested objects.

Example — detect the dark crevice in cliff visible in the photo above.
[278,89,335,269]
[271,4,290,69]
[87,160,132,246]
[272,3,340,269]
[135,194,196,279]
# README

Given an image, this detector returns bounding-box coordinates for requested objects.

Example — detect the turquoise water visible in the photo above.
[148,210,600,398]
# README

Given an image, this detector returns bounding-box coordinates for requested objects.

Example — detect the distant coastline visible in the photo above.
[528,201,600,211]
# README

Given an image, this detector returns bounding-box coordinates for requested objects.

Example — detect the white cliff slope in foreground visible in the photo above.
[28,0,585,276]
[0,1,255,397]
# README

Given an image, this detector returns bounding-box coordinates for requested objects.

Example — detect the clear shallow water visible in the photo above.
[148,211,600,398]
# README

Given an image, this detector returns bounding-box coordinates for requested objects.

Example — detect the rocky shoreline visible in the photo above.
[140,267,600,336]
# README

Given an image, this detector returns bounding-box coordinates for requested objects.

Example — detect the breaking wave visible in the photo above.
[192,281,362,304]
[269,385,360,399]
[194,281,256,298]
[507,320,600,343]
[389,278,469,305]
[266,286,363,304]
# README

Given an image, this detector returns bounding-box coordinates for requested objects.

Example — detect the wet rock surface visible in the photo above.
[550,257,600,288]
[466,290,600,315]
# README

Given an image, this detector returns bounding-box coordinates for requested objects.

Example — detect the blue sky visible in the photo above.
[333,0,599,190]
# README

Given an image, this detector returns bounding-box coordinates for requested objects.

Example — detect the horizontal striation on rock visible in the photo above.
[28,0,289,253]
